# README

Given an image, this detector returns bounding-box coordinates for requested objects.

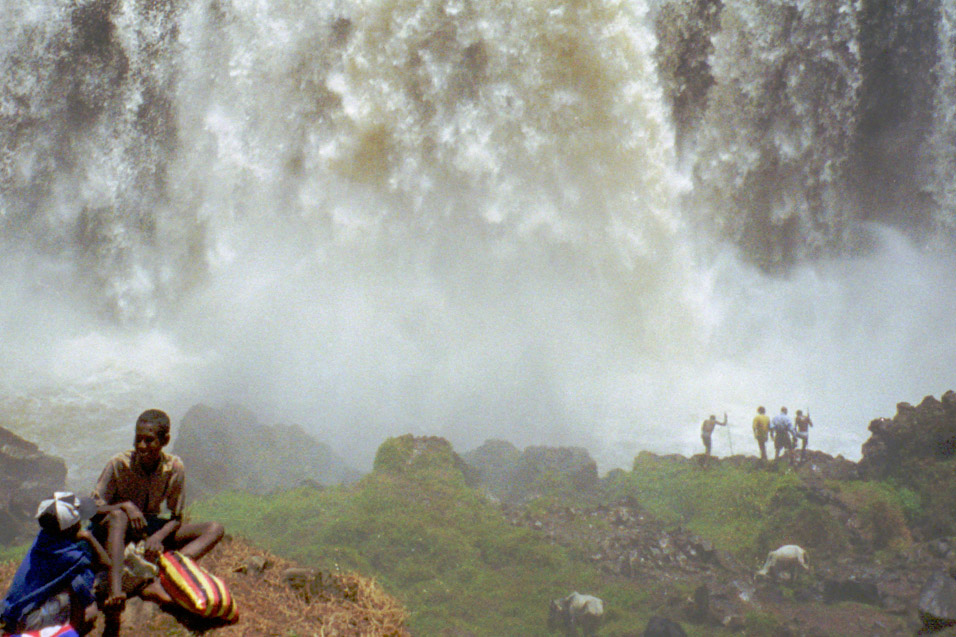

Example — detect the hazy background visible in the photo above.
[2,0,955,488]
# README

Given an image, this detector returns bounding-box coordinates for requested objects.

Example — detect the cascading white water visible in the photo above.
[2,0,955,487]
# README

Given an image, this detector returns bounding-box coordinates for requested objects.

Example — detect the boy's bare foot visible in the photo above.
[139,580,174,606]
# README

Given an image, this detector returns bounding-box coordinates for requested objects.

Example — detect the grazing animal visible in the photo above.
[756,544,810,581]
[548,592,604,636]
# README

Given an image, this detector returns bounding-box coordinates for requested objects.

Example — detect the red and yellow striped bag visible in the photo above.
[158,551,238,622]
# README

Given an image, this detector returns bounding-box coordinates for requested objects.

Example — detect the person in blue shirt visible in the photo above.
[0,492,111,636]
[770,407,795,466]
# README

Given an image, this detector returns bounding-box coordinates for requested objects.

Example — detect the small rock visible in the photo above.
[241,555,270,576]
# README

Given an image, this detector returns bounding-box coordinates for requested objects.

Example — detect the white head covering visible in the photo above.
[35,491,97,531]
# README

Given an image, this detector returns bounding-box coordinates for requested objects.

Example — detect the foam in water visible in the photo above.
[1,0,955,486]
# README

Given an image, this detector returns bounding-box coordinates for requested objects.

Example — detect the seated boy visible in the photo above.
[93,409,223,611]
[0,492,111,635]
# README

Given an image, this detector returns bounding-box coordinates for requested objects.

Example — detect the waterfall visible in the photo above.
[1,0,954,485]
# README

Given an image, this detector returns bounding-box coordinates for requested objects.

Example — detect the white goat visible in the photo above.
[756,544,810,581]
[548,592,604,636]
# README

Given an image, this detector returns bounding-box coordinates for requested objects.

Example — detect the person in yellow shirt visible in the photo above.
[752,406,770,462]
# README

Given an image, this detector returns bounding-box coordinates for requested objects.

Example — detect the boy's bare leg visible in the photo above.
[174,521,225,560]
[101,510,129,636]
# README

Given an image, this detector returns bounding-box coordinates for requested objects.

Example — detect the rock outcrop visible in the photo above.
[859,390,956,480]
[462,439,599,503]
[0,426,67,544]
[460,439,521,496]
[373,434,478,487]
[858,390,956,539]
[171,404,361,499]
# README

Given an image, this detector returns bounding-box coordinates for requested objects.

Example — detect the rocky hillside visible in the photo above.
[0,426,67,544]
[0,536,409,636]
[171,404,362,499]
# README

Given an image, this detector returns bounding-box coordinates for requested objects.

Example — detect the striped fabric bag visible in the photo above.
[158,551,238,622]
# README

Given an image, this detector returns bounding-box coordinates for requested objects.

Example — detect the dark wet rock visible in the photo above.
[172,404,362,499]
[795,450,861,480]
[823,577,882,606]
[643,615,688,636]
[859,391,956,480]
[690,584,710,622]
[0,427,67,544]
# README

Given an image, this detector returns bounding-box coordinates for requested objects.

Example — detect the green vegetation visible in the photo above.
[603,453,915,563]
[888,458,956,538]
[0,543,28,564]
[193,436,653,635]
[605,453,808,561]
[190,439,922,635]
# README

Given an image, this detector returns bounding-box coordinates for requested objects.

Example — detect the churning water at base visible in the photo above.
[2,0,955,486]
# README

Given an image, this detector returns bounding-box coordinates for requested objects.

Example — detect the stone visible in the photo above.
[644,615,687,636]
[0,426,67,544]
[171,404,362,499]
[919,571,956,630]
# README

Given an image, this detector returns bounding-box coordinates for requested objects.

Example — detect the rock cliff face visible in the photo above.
[462,440,599,503]
[171,404,361,499]
[859,390,956,480]
[0,426,67,544]
[858,390,956,539]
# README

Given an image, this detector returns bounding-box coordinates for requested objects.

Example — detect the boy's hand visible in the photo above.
[122,502,147,533]
[144,535,165,562]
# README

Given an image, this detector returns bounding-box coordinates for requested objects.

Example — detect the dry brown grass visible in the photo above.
[1,537,410,637]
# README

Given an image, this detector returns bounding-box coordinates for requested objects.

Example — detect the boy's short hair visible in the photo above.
[136,409,171,439]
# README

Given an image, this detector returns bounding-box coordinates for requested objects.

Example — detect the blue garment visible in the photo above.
[770,413,793,434]
[0,530,96,630]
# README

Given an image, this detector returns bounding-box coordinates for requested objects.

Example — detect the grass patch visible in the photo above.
[0,543,28,564]
[605,453,803,561]
[192,437,624,635]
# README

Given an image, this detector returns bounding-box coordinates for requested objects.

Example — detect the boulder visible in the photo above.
[460,439,520,499]
[919,570,956,630]
[461,440,600,504]
[644,615,688,636]
[171,404,361,499]
[0,426,67,544]
[508,445,599,503]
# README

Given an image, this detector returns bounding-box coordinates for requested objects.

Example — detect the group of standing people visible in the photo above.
[1,409,224,636]
[751,406,813,465]
[700,405,814,466]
